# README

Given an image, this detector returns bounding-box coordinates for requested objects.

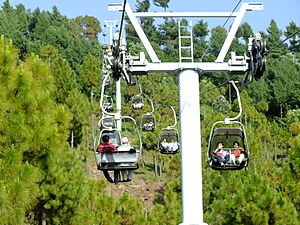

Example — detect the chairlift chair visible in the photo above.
[95,117,142,182]
[207,121,249,170]
[105,78,111,86]
[158,128,180,154]
[131,95,144,109]
[157,106,179,154]
[99,117,116,129]
[99,129,122,147]
[207,81,249,170]
[102,96,114,112]
[130,75,137,86]
[141,113,156,131]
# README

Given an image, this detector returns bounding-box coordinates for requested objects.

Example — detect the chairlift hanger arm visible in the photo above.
[148,98,155,114]
[100,74,117,117]
[225,81,242,123]
[141,91,155,114]
[121,116,143,151]
[169,106,177,128]
[138,82,143,96]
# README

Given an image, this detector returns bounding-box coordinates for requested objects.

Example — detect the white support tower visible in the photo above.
[108,2,263,225]
[104,20,118,46]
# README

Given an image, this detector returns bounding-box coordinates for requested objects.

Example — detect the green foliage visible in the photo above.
[193,20,209,61]
[78,53,102,98]
[1,1,300,224]
[0,1,101,70]
[266,20,286,58]
[204,173,298,225]
[209,26,227,59]
[50,55,77,103]
[153,0,170,10]
[70,15,102,41]
[284,22,300,53]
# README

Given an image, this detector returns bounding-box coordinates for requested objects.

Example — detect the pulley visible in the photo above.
[247,34,267,81]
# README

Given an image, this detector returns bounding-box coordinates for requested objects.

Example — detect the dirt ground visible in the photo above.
[88,164,165,209]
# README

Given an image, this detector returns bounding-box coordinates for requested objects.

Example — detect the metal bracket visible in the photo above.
[109,2,263,65]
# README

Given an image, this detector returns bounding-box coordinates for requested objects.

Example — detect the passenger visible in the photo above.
[96,135,119,183]
[169,138,179,151]
[231,141,245,164]
[97,135,116,152]
[142,122,148,131]
[214,142,229,166]
[161,138,169,150]
[120,137,134,182]
[148,121,155,130]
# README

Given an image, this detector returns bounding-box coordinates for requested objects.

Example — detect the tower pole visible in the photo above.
[179,69,207,225]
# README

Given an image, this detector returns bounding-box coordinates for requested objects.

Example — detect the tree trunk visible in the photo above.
[153,155,158,177]
[264,138,268,160]
[71,130,74,148]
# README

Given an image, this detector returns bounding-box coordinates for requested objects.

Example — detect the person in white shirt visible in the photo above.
[120,137,134,181]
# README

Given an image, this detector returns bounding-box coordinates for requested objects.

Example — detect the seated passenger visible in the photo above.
[120,137,134,182]
[160,138,169,150]
[142,122,149,131]
[213,142,229,166]
[169,138,179,151]
[231,141,245,164]
[148,121,155,130]
[97,135,119,183]
[97,135,116,152]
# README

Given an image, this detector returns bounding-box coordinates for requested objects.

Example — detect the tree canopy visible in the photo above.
[0,0,300,224]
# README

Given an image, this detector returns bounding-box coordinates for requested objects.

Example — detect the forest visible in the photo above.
[0,0,300,224]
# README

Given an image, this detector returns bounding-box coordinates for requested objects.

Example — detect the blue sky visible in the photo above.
[4,0,300,41]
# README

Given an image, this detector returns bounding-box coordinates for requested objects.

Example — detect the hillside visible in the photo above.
[0,1,300,224]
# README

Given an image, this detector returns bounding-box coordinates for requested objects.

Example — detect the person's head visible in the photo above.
[233,141,240,148]
[217,142,224,148]
[102,135,110,143]
[122,137,129,144]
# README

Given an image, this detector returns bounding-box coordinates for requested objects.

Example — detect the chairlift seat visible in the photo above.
[141,114,156,131]
[208,123,249,170]
[96,145,140,170]
[132,96,144,109]
[158,129,180,154]
[100,130,122,147]
[101,117,116,129]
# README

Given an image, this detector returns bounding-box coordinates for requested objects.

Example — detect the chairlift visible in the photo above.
[130,75,137,86]
[141,113,156,131]
[158,129,180,154]
[94,117,142,183]
[141,98,156,132]
[103,74,111,86]
[102,95,114,112]
[99,117,116,129]
[207,81,249,170]
[207,122,249,170]
[131,83,144,109]
[131,95,144,109]
[100,74,114,115]
[158,106,180,154]
[99,129,121,147]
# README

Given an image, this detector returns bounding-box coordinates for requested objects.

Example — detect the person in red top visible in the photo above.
[97,135,119,183]
[231,141,245,164]
[97,135,116,153]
